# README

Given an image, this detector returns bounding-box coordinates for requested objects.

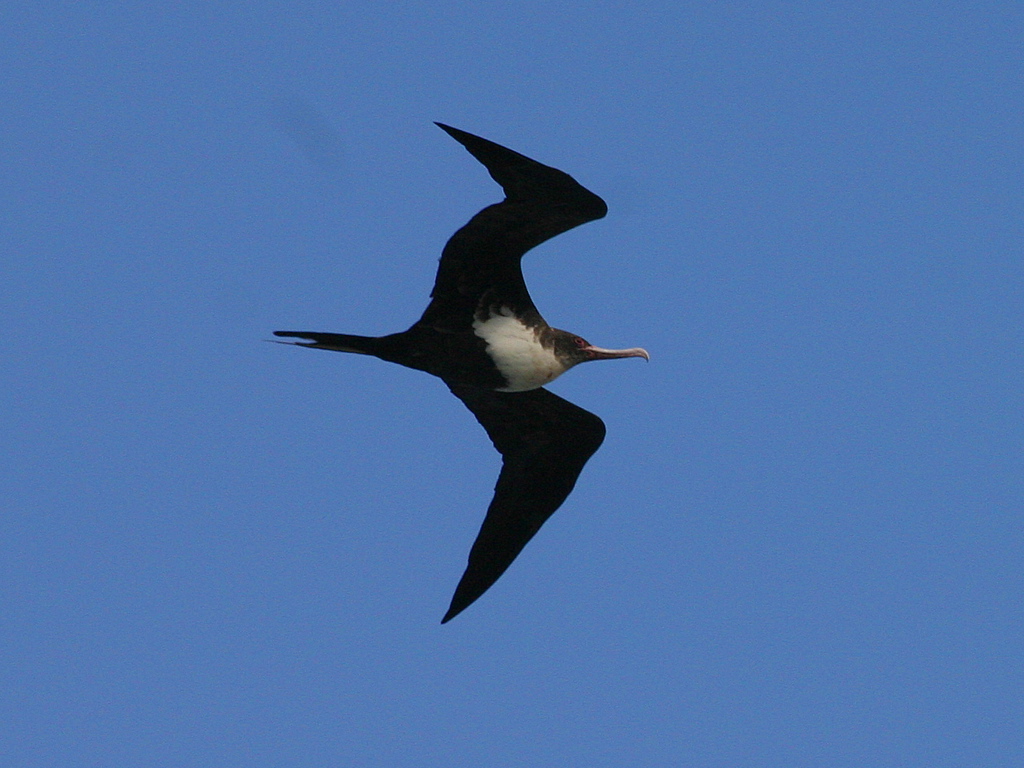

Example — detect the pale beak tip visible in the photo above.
[584,345,651,362]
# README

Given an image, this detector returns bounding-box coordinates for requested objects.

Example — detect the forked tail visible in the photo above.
[272,330,383,356]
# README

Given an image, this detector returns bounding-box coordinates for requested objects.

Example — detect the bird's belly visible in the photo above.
[473,312,565,392]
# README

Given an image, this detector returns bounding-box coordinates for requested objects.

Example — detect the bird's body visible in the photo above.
[473,309,566,391]
[276,123,647,622]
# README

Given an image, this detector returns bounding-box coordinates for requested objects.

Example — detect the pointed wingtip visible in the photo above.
[435,122,473,146]
[440,607,460,625]
[431,122,607,219]
[440,596,468,624]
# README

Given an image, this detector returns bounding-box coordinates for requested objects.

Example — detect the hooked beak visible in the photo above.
[584,345,650,362]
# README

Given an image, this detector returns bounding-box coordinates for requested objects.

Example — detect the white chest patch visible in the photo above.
[473,308,566,392]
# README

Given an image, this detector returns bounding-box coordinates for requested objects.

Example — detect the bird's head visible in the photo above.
[552,329,650,369]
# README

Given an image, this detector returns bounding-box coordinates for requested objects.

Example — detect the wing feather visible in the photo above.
[442,383,606,622]
[420,124,607,330]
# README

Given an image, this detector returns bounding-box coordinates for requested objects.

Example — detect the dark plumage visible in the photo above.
[276,123,647,622]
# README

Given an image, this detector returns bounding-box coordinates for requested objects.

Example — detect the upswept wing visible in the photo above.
[420,124,608,330]
[442,383,606,623]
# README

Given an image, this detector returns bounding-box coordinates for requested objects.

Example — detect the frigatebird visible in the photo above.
[276,123,648,623]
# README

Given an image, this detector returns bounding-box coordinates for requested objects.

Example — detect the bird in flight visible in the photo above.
[276,123,648,622]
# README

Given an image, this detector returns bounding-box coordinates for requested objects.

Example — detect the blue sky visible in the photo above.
[3,3,1021,766]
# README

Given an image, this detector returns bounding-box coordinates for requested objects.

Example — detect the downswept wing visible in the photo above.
[442,383,607,623]
[420,124,608,331]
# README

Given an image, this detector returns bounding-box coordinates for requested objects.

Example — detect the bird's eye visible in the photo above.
[575,337,587,348]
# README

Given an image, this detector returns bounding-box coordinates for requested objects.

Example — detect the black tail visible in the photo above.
[273,330,383,356]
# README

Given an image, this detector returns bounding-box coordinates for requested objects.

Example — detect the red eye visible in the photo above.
[575,337,587,348]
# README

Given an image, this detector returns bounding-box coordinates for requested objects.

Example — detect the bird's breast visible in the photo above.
[472,309,566,392]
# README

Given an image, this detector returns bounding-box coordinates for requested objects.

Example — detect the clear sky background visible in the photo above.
[3,3,1021,766]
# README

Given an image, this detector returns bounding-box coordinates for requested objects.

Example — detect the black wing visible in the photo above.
[442,383,607,623]
[419,124,608,331]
